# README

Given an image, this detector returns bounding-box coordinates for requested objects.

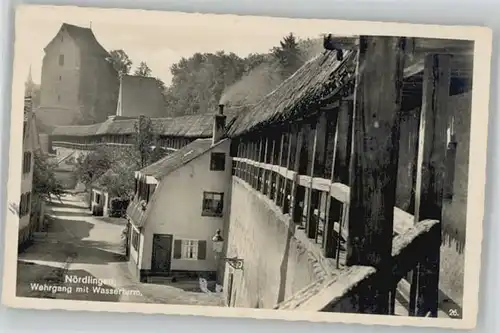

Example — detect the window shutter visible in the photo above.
[20,194,25,216]
[197,240,207,260]
[173,240,182,259]
[19,194,23,217]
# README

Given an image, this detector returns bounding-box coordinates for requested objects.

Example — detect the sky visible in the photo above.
[13,5,357,86]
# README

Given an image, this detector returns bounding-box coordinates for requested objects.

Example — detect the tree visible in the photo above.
[134,62,152,77]
[271,33,304,78]
[97,164,136,199]
[133,115,167,168]
[32,151,65,201]
[107,50,133,77]
[75,147,113,188]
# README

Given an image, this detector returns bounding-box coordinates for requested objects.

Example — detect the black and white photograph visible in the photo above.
[2,4,492,330]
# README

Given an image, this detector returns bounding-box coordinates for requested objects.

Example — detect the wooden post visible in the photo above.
[242,140,248,181]
[409,53,451,318]
[314,113,328,178]
[323,111,340,258]
[282,126,296,214]
[268,136,277,199]
[236,143,242,178]
[261,137,269,193]
[257,137,264,189]
[346,36,406,314]
[306,119,319,238]
[251,140,258,189]
[275,133,286,206]
[337,100,354,184]
[291,128,305,223]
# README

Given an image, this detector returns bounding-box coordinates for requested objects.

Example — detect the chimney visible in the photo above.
[212,104,227,145]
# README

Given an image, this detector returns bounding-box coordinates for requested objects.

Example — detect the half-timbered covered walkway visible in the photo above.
[226,35,473,316]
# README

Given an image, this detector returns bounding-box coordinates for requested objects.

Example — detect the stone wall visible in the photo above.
[224,178,334,309]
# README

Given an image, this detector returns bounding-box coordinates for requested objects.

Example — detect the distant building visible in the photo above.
[37,23,119,130]
[18,96,41,251]
[125,110,231,282]
[116,75,165,118]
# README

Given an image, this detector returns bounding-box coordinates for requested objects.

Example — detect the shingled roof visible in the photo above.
[140,138,225,179]
[51,123,104,137]
[51,108,242,138]
[227,50,357,137]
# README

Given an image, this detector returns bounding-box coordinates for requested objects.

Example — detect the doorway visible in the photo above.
[151,234,173,273]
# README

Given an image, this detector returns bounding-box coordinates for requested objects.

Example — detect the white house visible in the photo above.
[126,109,231,282]
[19,96,41,251]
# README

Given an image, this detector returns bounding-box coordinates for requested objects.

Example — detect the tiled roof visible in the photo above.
[61,23,109,57]
[51,123,103,136]
[50,109,241,138]
[140,138,223,179]
[96,118,136,135]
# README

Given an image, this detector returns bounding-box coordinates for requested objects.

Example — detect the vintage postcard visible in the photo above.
[1,4,492,330]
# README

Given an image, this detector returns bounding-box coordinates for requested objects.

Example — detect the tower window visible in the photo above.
[59,54,64,66]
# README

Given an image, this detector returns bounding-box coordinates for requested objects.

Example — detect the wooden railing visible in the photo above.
[52,141,178,153]
[230,36,462,317]
[274,220,440,314]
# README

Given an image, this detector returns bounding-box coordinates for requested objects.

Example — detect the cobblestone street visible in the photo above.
[16,194,225,306]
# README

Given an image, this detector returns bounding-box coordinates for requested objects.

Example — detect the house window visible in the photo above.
[183,240,198,259]
[210,152,226,171]
[22,152,32,174]
[59,75,62,81]
[173,239,207,260]
[202,192,224,217]
[57,95,61,102]
[96,193,101,204]
[131,228,140,251]
[59,54,64,66]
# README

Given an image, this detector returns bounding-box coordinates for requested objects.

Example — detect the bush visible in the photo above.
[109,198,130,218]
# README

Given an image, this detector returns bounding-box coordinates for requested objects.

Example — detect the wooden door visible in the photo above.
[151,234,173,273]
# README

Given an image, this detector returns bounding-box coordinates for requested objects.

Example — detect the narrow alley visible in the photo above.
[16,194,225,306]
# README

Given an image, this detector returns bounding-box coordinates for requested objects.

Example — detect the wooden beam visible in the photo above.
[306,120,319,238]
[323,36,473,55]
[409,53,451,318]
[256,137,264,188]
[282,127,295,214]
[336,100,354,184]
[346,36,407,314]
[324,111,340,258]
[279,220,440,312]
[268,135,277,199]
[253,139,259,188]
[261,137,269,193]
[275,132,286,206]
[314,113,328,178]
[292,128,305,223]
